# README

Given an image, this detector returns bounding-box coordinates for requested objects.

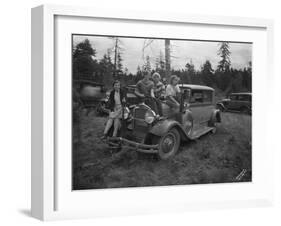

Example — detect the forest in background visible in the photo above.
[72,38,252,94]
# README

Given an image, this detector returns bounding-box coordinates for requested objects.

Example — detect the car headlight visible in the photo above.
[123,107,130,120]
[145,109,156,124]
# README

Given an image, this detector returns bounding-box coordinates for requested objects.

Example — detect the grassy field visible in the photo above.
[72,111,252,190]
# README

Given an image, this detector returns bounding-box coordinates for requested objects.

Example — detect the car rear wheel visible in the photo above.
[158,128,180,160]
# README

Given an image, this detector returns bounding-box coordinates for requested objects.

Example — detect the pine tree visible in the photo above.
[135,65,143,82]
[72,39,98,79]
[73,39,96,59]
[217,42,231,72]
[155,51,166,79]
[185,60,195,74]
[108,37,124,77]
[143,55,152,72]
[201,60,214,86]
[159,51,165,71]
[185,60,196,84]
[99,52,115,86]
[242,61,252,91]
[117,52,123,72]
[155,56,160,71]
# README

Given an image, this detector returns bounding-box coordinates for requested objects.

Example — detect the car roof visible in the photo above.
[230,92,252,95]
[179,84,214,91]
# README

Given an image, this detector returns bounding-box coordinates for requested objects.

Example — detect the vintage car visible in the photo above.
[216,92,251,115]
[106,84,221,160]
[73,79,107,113]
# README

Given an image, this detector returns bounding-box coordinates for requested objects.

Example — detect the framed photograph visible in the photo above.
[31,4,274,221]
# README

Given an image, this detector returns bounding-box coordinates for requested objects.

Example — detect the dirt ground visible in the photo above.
[72,110,252,190]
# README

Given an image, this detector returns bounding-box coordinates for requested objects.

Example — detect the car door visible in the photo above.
[245,94,252,109]
[189,89,213,127]
[236,94,250,110]
[227,94,239,110]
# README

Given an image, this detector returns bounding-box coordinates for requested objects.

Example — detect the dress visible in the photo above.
[166,84,180,97]
[165,84,181,109]
[109,91,122,119]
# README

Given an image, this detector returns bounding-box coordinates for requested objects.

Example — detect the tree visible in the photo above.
[143,55,152,72]
[155,51,166,78]
[165,39,171,78]
[135,65,143,82]
[99,52,114,86]
[217,42,231,72]
[242,61,252,91]
[201,60,214,86]
[72,39,98,79]
[185,59,197,83]
[73,39,96,59]
[215,42,232,90]
[109,37,124,77]
[117,52,123,73]
[159,51,165,71]
[185,60,195,74]
[155,57,160,71]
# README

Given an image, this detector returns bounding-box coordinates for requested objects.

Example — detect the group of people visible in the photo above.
[102,72,182,139]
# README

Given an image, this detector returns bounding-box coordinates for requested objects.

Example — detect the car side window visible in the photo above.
[237,95,244,101]
[181,89,191,102]
[230,95,237,100]
[237,95,251,101]
[190,90,213,104]
[190,90,203,103]
[203,90,212,103]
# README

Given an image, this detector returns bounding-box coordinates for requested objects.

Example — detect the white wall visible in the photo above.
[0,0,280,225]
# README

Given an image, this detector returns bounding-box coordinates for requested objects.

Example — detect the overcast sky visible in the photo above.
[73,35,252,74]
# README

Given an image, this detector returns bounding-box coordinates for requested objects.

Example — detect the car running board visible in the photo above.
[188,126,214,140]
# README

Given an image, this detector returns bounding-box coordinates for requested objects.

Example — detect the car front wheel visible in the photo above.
[158,128,180,160]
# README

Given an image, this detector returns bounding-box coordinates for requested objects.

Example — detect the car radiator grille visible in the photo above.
[133,108,149,141]
[134,108,146,118]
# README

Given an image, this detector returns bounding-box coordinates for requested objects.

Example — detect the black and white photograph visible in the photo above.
[72,34,252,190]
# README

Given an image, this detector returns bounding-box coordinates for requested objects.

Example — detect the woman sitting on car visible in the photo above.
[165,75,181,109]
[102,80,126,139]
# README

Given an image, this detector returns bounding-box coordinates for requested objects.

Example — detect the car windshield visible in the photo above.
[229,94,251,101]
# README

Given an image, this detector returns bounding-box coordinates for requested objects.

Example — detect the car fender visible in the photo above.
[211,109,221,123]
[216,102,226,111]
[149,119,190,141]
